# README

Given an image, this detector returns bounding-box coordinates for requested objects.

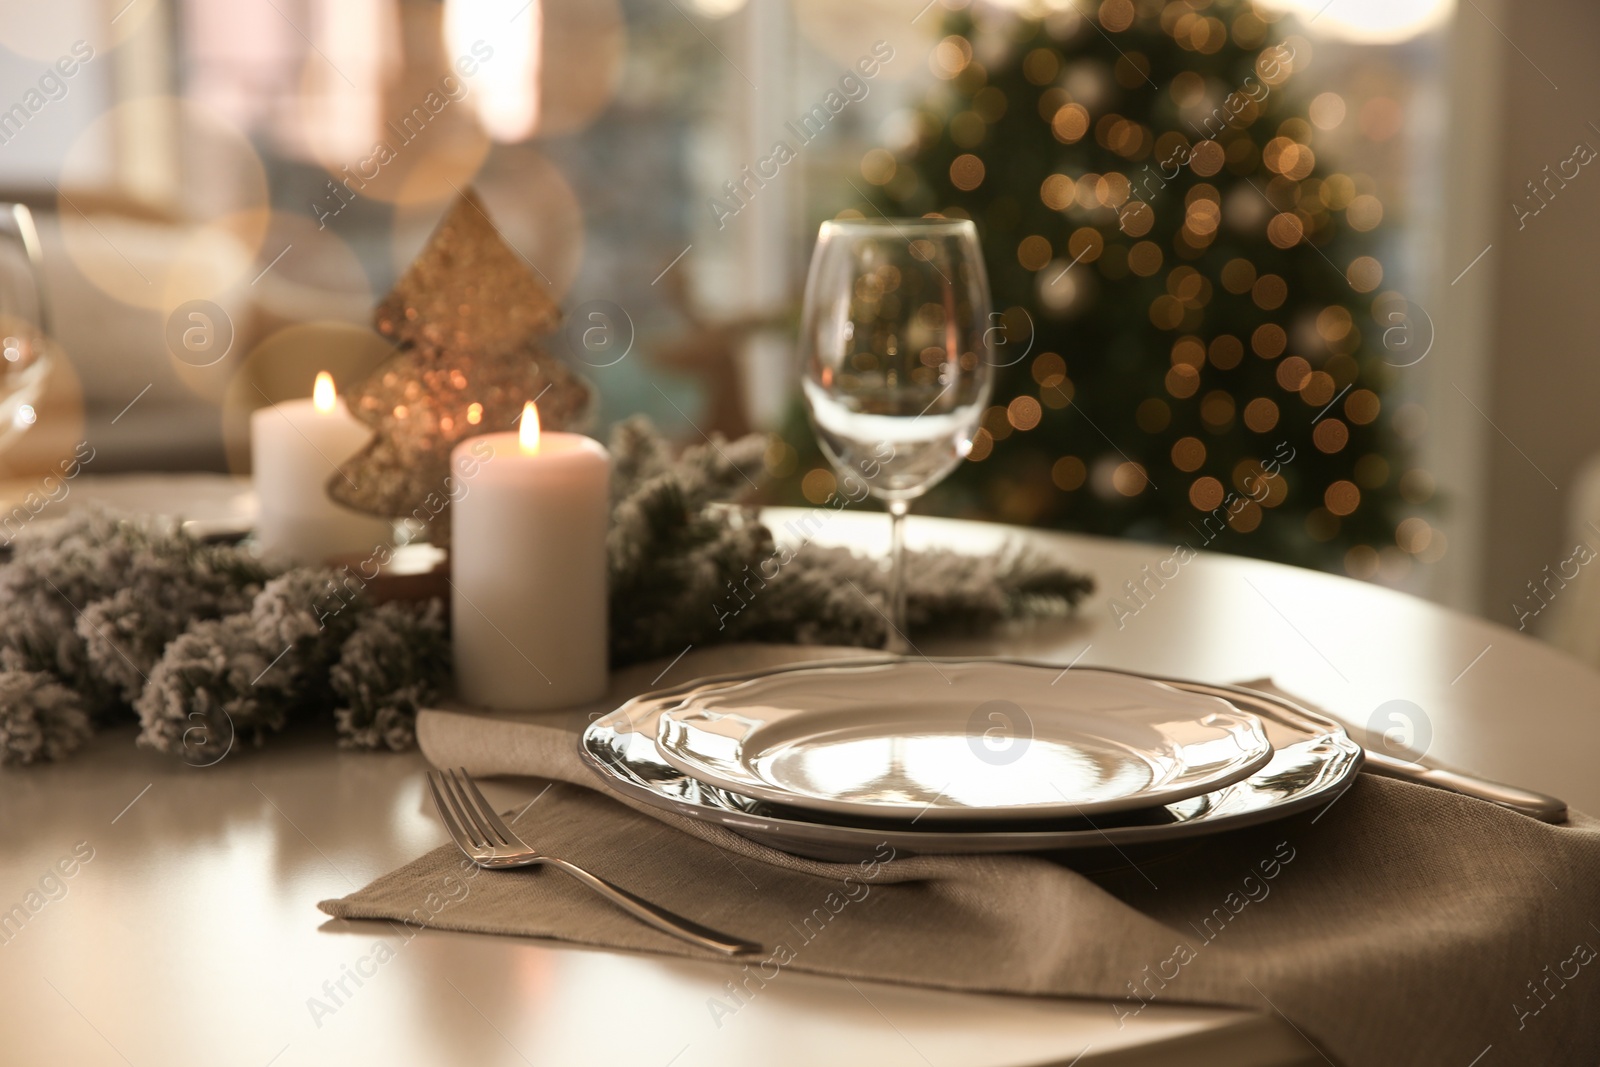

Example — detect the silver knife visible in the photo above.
[1361,749,1569,823]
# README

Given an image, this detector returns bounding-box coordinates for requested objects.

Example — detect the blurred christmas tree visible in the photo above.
[788,0,1415,574]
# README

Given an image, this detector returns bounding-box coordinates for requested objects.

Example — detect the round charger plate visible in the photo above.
[652,662,1274,822]
[579,657,1365,861]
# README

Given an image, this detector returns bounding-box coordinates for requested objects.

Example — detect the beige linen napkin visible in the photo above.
[320,645,1600,1066]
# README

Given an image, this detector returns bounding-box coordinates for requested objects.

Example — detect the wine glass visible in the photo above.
[798,217,994,653]
[0,203,52,455]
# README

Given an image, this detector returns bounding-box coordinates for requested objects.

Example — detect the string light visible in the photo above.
[851,2,1426,579]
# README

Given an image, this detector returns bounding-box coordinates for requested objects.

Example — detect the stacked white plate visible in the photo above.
[580,658,1365,861]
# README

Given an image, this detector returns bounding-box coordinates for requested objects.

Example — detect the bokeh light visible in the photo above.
[57,97,270,311]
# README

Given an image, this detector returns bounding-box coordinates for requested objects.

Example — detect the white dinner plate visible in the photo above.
[579,658,1365,860]
[651,661,1274,822]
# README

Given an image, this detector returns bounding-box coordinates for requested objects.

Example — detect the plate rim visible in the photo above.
[650,663,1276,822]
[578,656,1365,859]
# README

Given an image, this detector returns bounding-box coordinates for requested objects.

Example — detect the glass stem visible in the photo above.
[886,499,911,654]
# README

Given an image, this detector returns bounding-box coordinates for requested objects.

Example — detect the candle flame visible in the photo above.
[519,401,540,454]
[313,372,337,414]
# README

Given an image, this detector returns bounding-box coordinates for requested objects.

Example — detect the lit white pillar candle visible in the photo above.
[451,401,609,710]
[250,371,391,564]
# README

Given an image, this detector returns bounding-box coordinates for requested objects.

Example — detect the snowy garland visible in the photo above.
[0,418,1092,766]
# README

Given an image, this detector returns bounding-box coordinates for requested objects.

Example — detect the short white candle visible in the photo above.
[451,401,609,710]
[250,372,391,565]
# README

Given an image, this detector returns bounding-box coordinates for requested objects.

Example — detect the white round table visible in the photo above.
[4,504,1596,1067]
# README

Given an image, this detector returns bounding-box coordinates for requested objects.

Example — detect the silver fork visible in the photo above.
[426,768,762,957]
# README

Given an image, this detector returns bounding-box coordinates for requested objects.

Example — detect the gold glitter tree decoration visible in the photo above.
[328,190,592,541]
